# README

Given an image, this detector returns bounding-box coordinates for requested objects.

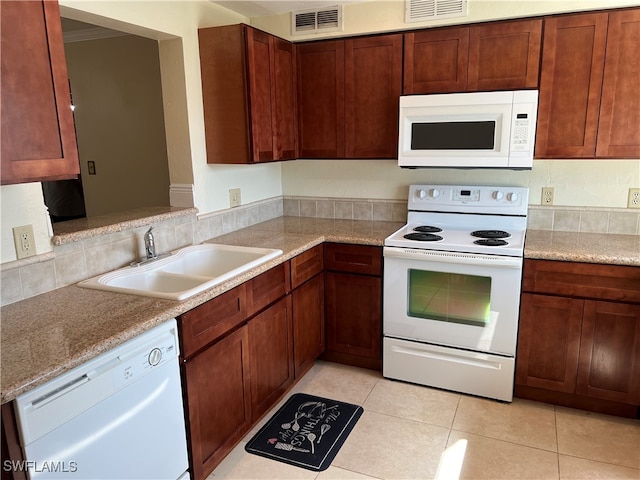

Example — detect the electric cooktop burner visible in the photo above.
[473,238,509,246]
[403,232,443,242]
[471,230,511,239]
[413,226,443,233]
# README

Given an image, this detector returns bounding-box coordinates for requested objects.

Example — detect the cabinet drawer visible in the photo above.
[523,259,640,303]
[324,243,382,276]
[247,263,289,317]
[290,245,323,289]
[179,284,247,358]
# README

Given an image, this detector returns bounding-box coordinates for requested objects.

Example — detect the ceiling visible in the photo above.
[212,0,362,18]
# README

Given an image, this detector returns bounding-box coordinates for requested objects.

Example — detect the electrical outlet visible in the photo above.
[229,188,241,208]
[13,225,36,259]
[628,188,640,209]
[542,187,554,206]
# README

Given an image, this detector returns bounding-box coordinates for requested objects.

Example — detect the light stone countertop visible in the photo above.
[3,218,638,404]
[0,217,402,404]
[525,229,640,266]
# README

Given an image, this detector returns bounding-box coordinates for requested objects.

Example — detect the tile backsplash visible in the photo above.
[1,197,283,306]
[527,205,640,235]
[2,196,638,306]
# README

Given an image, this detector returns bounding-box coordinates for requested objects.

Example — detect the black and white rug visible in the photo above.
[245,393,363,471]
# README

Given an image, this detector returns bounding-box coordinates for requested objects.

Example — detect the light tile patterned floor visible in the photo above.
[208,361,640,480]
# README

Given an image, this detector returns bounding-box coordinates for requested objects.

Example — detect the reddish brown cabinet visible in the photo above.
[198,24,297,164]
[323,243,382,370]
[1,0,80,185]
[248,296,294,422]
[297,34,402,159]
[516,259,640,417]
[536,8,640,159]
[290,246,325,378]
[403,18,541,94]
[404,27,469,94]
[595,9,640,158]
[182,325,251,480]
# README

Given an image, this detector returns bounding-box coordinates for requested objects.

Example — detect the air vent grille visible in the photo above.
[406,0,468,22]
[292,5,343,35]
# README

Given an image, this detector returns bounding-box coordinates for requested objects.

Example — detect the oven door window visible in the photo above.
[408,269,491,327]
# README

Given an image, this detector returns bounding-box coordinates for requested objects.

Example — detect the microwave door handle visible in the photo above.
[383,247,521,268]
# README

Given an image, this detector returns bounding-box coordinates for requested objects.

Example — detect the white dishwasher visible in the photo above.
[14,319,189,480]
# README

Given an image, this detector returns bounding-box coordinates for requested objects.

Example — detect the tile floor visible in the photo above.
[208,361,640,480]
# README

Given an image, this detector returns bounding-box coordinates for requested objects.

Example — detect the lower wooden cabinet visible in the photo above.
[577,300,640,404]
[182,326,251,480]
[248,296,294,422]
[323,243,382,370]
[292,273,325,378]
[516,259,640,417]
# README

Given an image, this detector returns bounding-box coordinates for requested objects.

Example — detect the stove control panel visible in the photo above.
[409,185,529,216]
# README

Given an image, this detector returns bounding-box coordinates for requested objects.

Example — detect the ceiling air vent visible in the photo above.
[292,5,343,36]
[406,0,468,23]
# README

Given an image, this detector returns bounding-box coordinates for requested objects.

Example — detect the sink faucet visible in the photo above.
[144,226,157,260]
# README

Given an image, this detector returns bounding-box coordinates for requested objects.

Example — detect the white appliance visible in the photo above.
[398,90,538,169]
[14,319,190,480]
[383,184,529,402]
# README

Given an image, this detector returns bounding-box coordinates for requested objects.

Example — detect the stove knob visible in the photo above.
[492,191,504,201]
[507,192,519,202]
[428,189,440,198]
[416,189,427,199]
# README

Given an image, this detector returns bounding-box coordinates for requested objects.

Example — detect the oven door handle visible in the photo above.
[383,246,522,268]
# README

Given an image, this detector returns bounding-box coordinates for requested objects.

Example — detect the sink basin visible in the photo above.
[78,244,283,300]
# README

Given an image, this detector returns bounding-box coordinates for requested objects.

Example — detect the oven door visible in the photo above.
[383,246,523,356]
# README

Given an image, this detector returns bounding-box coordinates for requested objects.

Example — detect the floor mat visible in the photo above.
[245,393,364,471]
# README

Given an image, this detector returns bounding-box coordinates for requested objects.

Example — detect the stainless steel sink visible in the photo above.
[78,244,283,300]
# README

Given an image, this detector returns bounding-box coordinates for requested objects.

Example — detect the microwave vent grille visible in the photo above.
[406,0,468,23]
[292,5,343,35]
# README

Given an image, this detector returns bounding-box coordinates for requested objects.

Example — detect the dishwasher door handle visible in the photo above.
[31,374,90,409]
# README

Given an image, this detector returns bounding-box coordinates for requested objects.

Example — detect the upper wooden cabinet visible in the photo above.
[535,8,640,159]
[404,27,469,94]
[297,34,402,159]
[403,18,542,94]
[1,0,80,185]
[596,9,640,158]
[198,24,297,164]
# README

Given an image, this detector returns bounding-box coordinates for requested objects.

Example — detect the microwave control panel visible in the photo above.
[509,97,537,155]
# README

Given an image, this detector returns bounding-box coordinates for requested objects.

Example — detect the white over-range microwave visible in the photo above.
[398,90,538,169]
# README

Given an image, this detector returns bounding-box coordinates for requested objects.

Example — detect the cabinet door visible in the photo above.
[516,293,583,393]
[403,27,469,94]
[273,36,297,160]
[467,19,542,91]
[292,274,325,378]
[345,34,402,158]
[246,27,276,162]
[297,40,345,158]
[535,12,608,158]
[1,0,79,185]
[248,296,294,422]
[198,24,251,164]
[596,9,640,158]
[183,326,251,480]
[325,272,381,368]
[577,300,640,404]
